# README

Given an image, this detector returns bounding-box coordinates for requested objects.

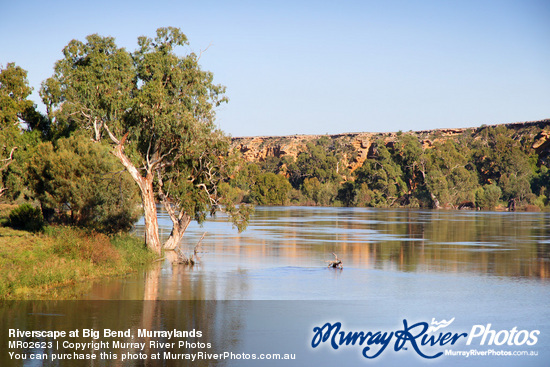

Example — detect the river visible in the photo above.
[2,207,549,366]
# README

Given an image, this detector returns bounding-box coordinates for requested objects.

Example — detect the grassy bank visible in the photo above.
[0,206,155,299]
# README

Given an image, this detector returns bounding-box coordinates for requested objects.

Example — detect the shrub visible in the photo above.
[475,184,502,210]
[8,203,44,232]
[250,172,291,205]
[27,136,141,233]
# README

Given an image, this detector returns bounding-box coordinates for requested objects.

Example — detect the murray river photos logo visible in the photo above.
[311,318,540,359]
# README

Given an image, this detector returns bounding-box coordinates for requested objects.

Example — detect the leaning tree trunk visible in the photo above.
[113,142,162,255]
[162,203,192,250]
[420,168,441,209]
[430,193,441,209]
[140,178,162,254]
[156,169,192,251]
[0,147,17,198]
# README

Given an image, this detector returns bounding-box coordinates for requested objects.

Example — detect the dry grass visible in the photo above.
[0,224,155,299]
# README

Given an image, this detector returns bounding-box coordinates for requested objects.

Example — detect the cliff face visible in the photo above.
[231,119,550,171]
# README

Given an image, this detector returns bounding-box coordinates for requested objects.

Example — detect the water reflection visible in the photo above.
[85,207,549,301]
[135,207,550,282]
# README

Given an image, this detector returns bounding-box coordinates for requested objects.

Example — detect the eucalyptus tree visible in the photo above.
[41,27,249,254]
[472,125,533,203]
[0,63,33,197]
[411,138,478,208]
[354,140,407,207]
[0,63,34,127]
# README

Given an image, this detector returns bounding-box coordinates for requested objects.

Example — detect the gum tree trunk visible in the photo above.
[113,141,162,255]
[161,203,192,250]
[140,177,161,255]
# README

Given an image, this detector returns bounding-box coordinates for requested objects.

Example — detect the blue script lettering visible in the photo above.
[311,322,342,349]
[311,319,467,360]
[311,322,392,358]
[394,320,441,358]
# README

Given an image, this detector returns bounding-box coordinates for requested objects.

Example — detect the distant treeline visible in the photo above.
[226,125,550,211]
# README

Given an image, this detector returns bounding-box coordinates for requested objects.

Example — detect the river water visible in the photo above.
[2,207,549,366]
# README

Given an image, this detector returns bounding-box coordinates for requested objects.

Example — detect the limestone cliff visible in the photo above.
[231,119,550,171]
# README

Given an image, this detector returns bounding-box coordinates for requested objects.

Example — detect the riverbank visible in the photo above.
[0,205,156,300]
[228,121,550,210]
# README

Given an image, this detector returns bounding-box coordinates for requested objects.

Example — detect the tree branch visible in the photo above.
[146,136,153,172]
[103,123,120,145]
[149,146,178,169]
[197,43,213,61]
[197,183,218,207]
[111,132,144,186]
[0,147,17,172]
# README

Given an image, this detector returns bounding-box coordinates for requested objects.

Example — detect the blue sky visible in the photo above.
[1,0,548,136]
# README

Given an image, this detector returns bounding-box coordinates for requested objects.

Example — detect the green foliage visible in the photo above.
[353,183,381,207]
[223,200,255,232]
[40,34,134,141]
[301,177,337,206]
[217,181,244,206]
[0,63,50,138]
[232,162,261,191]
[228,162,260,205]
[352,141,407,207]
[475,184,502,210]
[337,182,357,207]
[1,63,50,199]
[0,129,18,199]
[472,125,533,203]
[249,173,291,205]
[8,203,44,232]
[500,173,531,202]
[27,136,140,232]
[0,63,34,128]
[288,139,341,188]
[258,156,284,174]
[422,139,478,207]
[532,164,550,199]
[1,130,43,201]
[391,134,423,191]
